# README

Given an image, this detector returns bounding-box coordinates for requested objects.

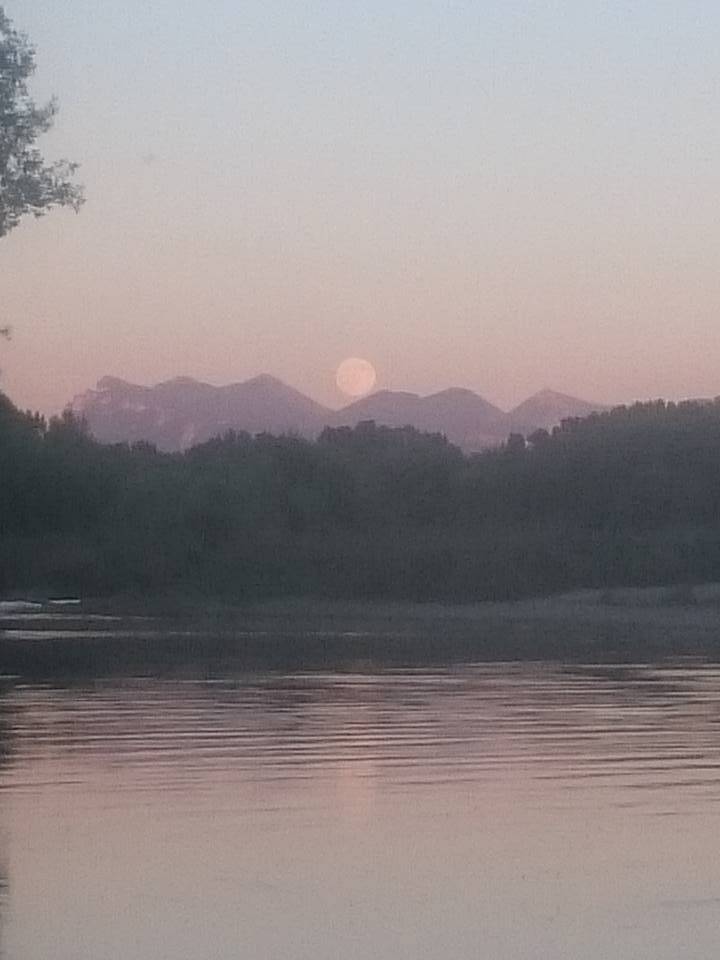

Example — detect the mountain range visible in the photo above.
[69,375,608,452]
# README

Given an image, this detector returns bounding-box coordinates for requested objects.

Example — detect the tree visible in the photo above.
[505,432,526,454]
[0,7,84,239]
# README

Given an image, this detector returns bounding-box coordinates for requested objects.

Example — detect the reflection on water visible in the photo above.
[0,698,11,960]
[2,663,720,959]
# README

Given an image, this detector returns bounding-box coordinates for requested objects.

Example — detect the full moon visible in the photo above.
[335,357,377,397]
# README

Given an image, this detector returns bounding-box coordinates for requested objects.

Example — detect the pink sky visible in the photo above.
[3,1,720,415]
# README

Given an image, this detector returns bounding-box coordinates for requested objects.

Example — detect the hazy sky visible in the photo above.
[2,0,720,413]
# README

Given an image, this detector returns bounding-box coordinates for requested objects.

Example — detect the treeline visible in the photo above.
[3,390,720,600]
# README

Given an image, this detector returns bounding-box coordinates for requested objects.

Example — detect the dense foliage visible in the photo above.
[3,392,720,600]
[0,6,84,238]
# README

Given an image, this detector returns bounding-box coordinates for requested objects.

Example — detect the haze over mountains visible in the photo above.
[70,375,608,452]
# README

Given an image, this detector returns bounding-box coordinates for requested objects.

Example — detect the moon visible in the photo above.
[336,357,377,398]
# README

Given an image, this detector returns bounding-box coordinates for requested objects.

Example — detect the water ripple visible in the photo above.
[3,663,720,809]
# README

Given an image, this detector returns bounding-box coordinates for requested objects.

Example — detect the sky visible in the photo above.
[2,0,720,414]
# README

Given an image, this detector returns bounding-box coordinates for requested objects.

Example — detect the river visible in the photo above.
[2,661,720,958]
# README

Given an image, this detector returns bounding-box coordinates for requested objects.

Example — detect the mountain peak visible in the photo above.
[363,389,420,401]
[96,376,135,392]
[244,373,285,388]
[431,387,477,397]
[525,388,587,403]
[510,389,607,433]
[423,387,503,412]
[162,376,202,387]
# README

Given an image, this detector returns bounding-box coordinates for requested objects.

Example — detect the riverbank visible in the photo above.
[2,585,720,679]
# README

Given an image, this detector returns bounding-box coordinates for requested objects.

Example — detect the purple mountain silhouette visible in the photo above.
[70,376,606,451]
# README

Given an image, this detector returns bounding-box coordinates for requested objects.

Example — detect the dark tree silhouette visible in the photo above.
[0,7,84,238]
[4,392,720,600]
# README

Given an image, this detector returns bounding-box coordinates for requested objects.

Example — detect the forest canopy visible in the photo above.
[2,394,720,600]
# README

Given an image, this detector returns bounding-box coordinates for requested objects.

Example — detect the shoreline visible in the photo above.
[3,586,720,678]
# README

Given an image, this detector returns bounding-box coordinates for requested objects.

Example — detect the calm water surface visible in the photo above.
[2,660,720,958]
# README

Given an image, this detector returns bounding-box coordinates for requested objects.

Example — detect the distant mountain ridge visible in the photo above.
[71,374,330,451]
[70,376,608,452]
[508,388,608,435]
[331,387,511,451]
